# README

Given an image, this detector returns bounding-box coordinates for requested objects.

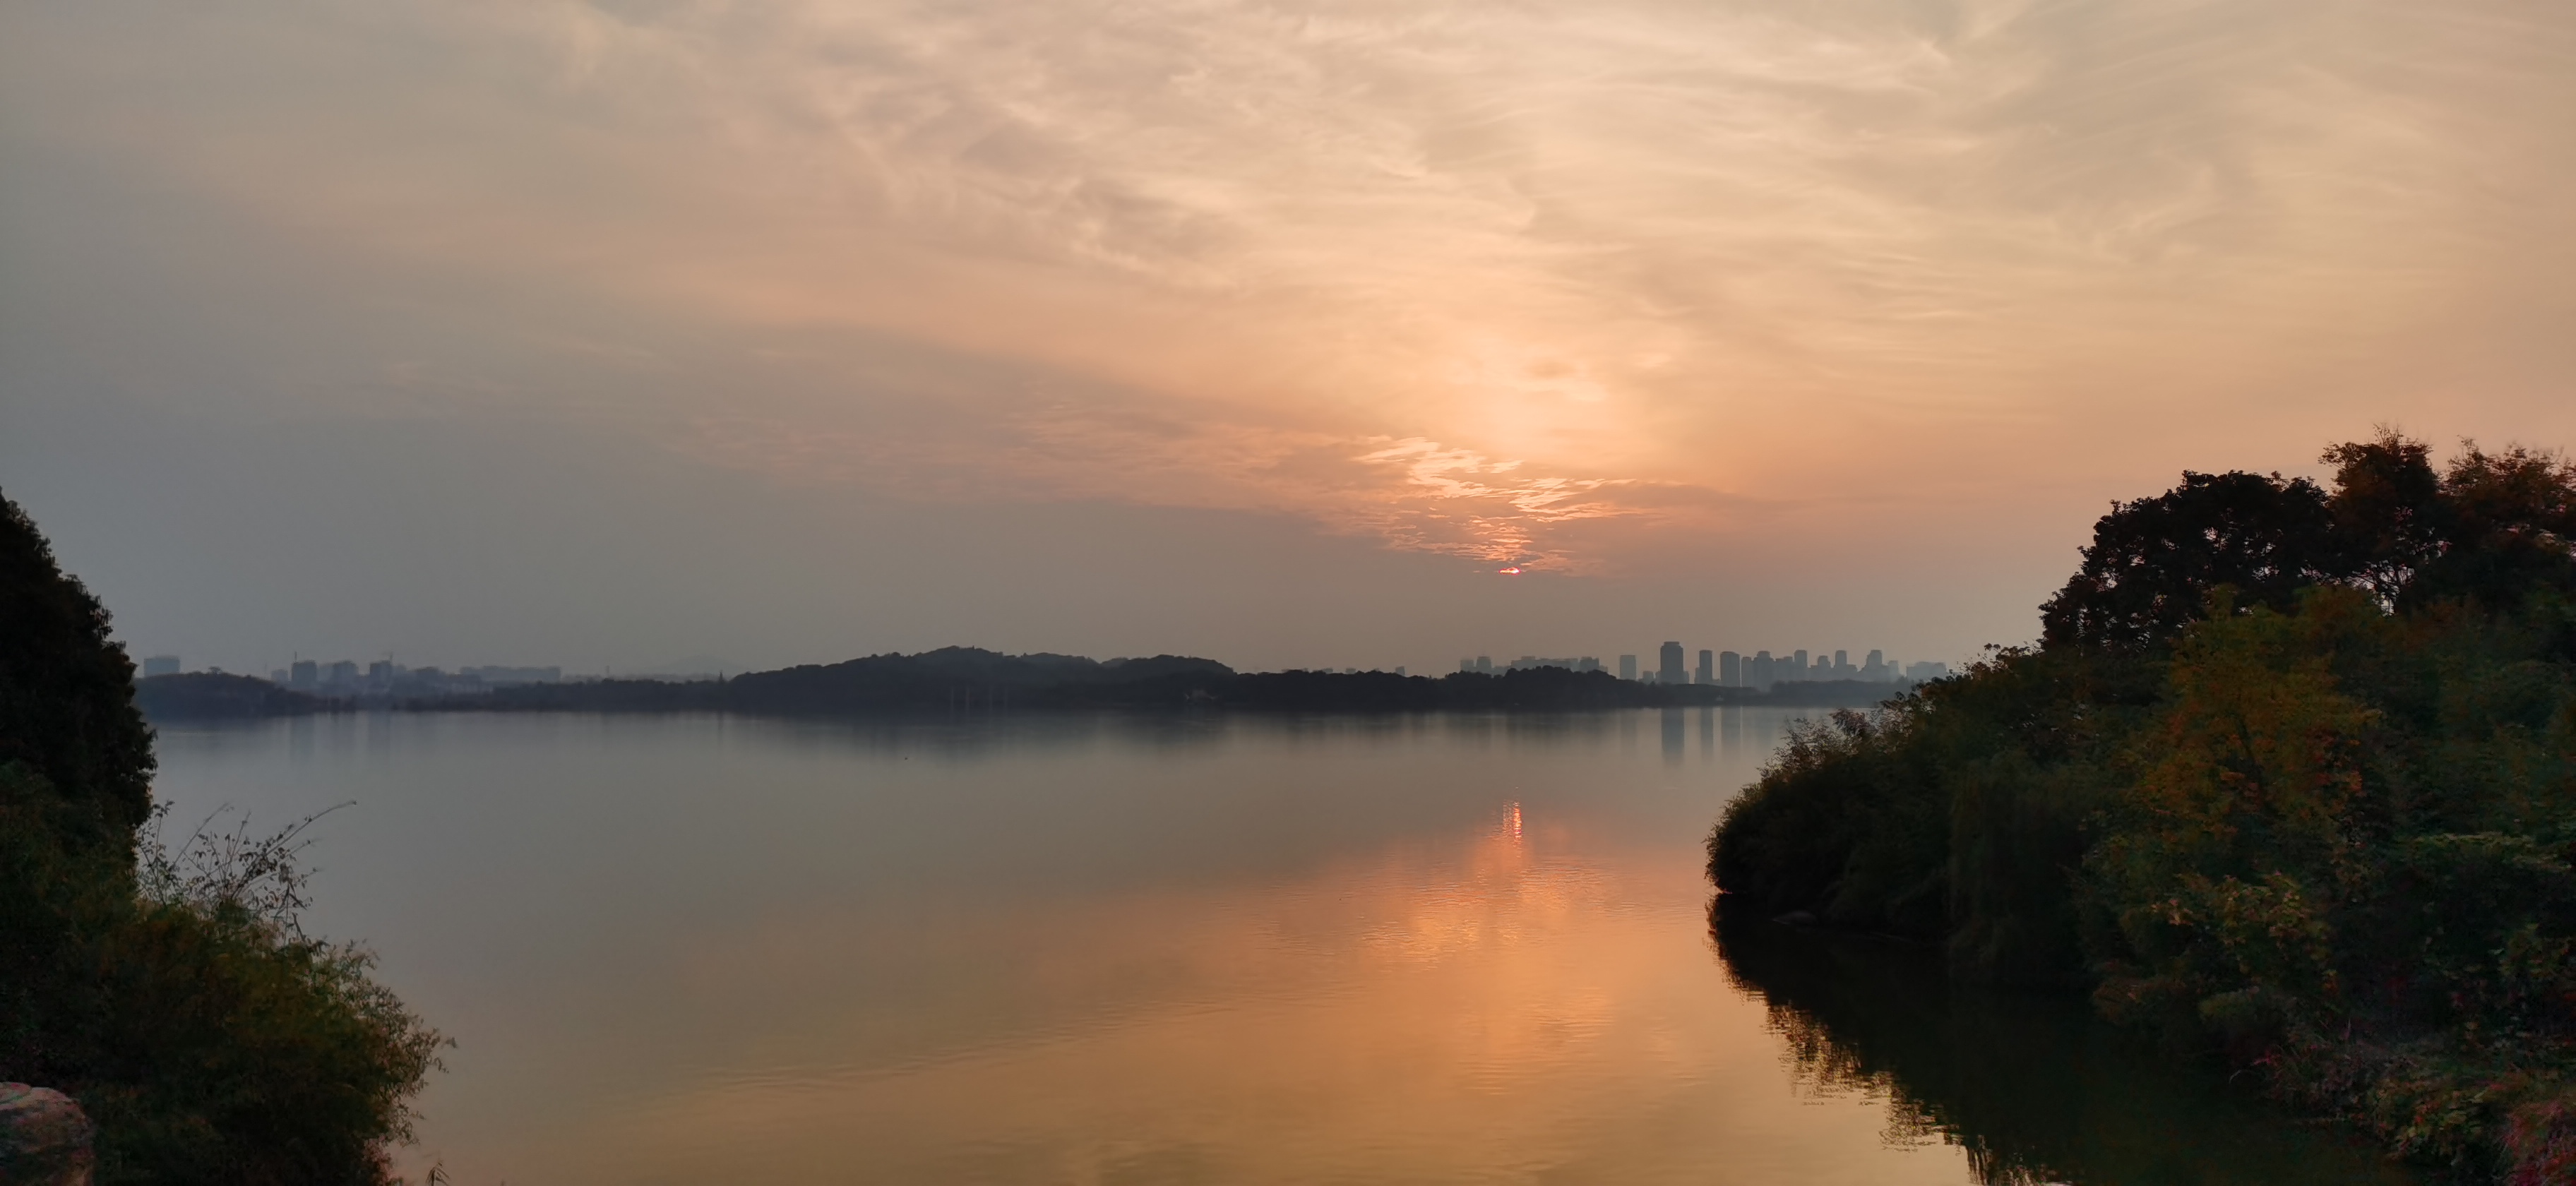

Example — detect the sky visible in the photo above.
[3,0,2572,677]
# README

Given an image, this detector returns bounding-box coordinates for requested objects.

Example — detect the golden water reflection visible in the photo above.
[144,712,2408,1184]
[532,809,1957,1185]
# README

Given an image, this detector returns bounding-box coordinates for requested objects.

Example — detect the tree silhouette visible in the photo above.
[2039,471,2339,651]
[0,491,154,849]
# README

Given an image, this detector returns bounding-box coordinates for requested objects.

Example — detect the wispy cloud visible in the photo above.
[8,0,2572,570]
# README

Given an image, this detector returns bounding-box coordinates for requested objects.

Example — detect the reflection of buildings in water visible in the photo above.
[1696,706,1714,762]
[1712,707,1811,770]
[286,712,319,764]
[1659,709,1683,763]
[365,709,397,763]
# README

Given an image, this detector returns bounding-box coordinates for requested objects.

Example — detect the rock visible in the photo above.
[0,1084,95,1186]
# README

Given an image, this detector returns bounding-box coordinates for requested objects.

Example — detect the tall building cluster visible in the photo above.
[265,659,563,697]
[1705,647,1950,690]
[1458,643,1950,690]
[1457,655,1603,674]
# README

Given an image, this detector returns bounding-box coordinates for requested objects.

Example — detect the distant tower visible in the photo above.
[1658,642,1684,684]
[1618,654,1638,681]
[1476,655,1494,674]
[1459,658,1476,673]
[1719,650,1741,687]
[1696,649,1714,685]
[1752,650,1775,690]
[289,659,318,691]
[1791,649,1808,680]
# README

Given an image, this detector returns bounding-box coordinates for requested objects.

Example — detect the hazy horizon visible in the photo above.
[7,1,2571,677]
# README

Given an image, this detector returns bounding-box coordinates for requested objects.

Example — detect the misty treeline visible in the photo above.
[0,493,441,1184]
[1709,433,2576,1181]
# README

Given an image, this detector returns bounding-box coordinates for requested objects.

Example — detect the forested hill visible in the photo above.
[454,647,1775,714]
[727,648,1231,712]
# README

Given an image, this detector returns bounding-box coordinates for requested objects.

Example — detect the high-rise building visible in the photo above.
[1658,641,1684,684]
[1906,660,1951,681]
[1618,654,1638,681]
[1751,650,1773,690]
[1476,655,1494,674]
[1696,649,1714,685]
[325,660,359,688]
[1791,649,1808,680]
[1719,651,1741,687]
[1459,659,1476,673]
[1864,649,1887,681]
[141,655,181,678]
[288,659,318,691]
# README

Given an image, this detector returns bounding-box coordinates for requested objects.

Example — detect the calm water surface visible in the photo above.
[152,709,2410,1185]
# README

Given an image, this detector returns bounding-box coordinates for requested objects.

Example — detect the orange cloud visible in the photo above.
[10,0,2572,584]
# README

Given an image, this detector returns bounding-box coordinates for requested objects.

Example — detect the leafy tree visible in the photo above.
[0,493,154,849]
[2416,443,2576,611]
[0,493,441,1184]
[2320,430,2445,609]
[2040,471,2340,652]
[1714,435,2576,1179]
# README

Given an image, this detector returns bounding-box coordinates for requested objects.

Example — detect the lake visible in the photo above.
[150,708,2413,1185]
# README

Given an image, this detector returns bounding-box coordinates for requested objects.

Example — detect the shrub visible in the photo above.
[0,493,442,1183]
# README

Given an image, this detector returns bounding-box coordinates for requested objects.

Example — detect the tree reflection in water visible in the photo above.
[1709,897,2421,1186]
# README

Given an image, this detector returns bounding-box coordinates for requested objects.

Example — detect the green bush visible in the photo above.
[0,493,442,1184]
[1707,435,2576,1180]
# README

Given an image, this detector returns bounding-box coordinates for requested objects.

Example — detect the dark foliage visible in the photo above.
[0,493,155,847]
[2414,443,2576,612]
[0,494,440,1184]
[2042,432,2576,652]
[1712,434,2576,1180]
[1710,897,2415,1186]
[2039,470,2340,651]
[2321,432,2446,607]
[134,672,332,720]
[725,647,1235,712]
[469,677,727,713]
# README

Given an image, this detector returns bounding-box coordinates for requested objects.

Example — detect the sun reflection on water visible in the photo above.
[557,803,1960,1185]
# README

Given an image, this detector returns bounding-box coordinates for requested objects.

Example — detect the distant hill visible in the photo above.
[462,649,1831,714]
[139,647,1907,719]
[134,672,333,719]
[726,647,1233,712]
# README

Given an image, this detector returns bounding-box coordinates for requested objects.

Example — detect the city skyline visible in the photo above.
[138,633,1955,691]
[11,3,2570,678]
